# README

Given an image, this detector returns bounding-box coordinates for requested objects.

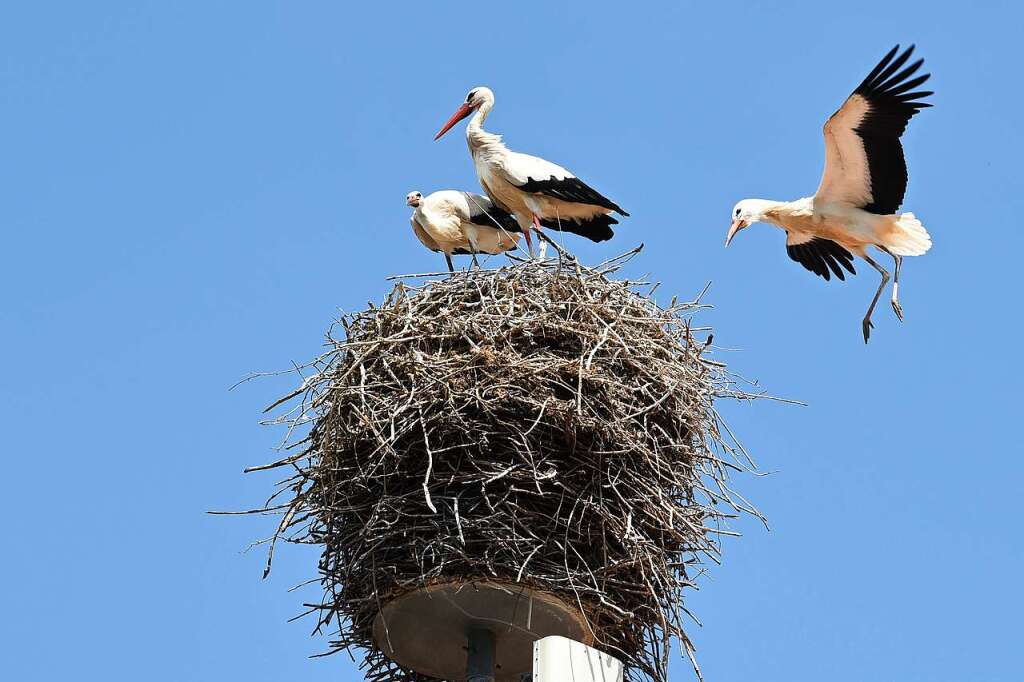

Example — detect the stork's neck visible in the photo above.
[757,199,811,227]
[466,101,503,152]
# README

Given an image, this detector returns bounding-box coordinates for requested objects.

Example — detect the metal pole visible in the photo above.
[466,628,496,682]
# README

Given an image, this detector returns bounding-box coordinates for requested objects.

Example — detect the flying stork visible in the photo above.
[725,45,934,343]
[434,86,628,257]
[406,190,522,272]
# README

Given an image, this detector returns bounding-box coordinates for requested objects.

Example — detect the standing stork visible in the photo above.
[434,86,628,257]
[406,190,522,272]
[725,45,934,342]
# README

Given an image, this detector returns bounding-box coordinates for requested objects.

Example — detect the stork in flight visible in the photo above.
[406,190,521,272]
[434,86,628,257]
[725,45,934,342]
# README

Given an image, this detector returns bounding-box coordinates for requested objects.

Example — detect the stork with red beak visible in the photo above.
[434,87,628,257]
[725,45,934,343]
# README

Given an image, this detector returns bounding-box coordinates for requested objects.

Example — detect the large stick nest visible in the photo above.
[245,249,762,682]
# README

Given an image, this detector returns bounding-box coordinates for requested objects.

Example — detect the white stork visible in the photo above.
[434,86,628,257]
[725,45,934,342]
[406,190,522,272]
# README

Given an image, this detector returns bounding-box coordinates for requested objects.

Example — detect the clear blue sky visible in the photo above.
[2,2,1021,680]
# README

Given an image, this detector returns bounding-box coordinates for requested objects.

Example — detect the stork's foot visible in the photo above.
[862,318,874,344]
[891,299,904,323]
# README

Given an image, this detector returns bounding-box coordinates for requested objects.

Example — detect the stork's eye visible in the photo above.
[466,91,476,103]
[735,208,741,216]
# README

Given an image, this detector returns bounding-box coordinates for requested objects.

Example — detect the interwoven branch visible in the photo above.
[239,250,763,682]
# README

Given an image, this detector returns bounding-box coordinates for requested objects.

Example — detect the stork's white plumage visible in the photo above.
[434,87,628,257]
[406,190,522,272]
[725,45,934,342]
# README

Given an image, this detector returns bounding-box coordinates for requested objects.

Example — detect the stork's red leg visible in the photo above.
[522,214,543,258]
[519,216,536,258]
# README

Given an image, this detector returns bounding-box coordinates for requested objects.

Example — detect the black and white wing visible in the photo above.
[508,152,629,216]
[496,151,628,243]
[814,45,933,215]
[786,232,857,282]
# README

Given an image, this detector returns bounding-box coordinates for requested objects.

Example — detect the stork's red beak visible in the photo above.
[434,102,474,140]
[725,219,747,247]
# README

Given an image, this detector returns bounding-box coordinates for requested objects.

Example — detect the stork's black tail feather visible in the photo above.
[540,213,618,243]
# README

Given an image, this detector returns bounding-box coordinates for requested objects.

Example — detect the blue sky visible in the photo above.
[2,1,1021,680]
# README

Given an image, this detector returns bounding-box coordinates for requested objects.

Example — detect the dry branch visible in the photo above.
[236,251,763,682]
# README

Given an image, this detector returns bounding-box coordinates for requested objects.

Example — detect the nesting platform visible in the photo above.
[244,250,759,682]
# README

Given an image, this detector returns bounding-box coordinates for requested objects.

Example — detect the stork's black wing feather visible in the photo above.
[516,175,629,216]
[538,213,618,243]
[850,44,933,215]
[786,237,857,282]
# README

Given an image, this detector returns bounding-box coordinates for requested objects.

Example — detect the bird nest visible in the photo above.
[241,248,762,682]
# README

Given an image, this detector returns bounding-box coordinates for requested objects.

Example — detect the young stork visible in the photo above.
[434,86,628,257]
[406,190,522,272]
[725,45,934,342]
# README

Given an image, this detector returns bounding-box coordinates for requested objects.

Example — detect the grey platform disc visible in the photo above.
[372,580,592,681]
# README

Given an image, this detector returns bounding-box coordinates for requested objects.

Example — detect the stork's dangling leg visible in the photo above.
[861,253,891,343]
[444,252,455,273]
[890,254,904,322]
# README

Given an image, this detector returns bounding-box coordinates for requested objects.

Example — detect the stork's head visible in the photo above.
[434,86,494,140]
[725,199,773,247]
[406,191,423,208]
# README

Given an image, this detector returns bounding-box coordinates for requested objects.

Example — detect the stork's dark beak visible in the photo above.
[725,219,747,247]
[434,102,474,141]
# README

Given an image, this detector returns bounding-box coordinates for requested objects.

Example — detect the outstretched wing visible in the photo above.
[786,232,857,282]
[814,45,933,215]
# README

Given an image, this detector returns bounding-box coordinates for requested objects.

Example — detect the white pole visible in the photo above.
[532,636,624,682]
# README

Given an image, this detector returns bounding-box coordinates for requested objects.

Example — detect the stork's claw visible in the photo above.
[891,299,904,322]
[862,318,874,344]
